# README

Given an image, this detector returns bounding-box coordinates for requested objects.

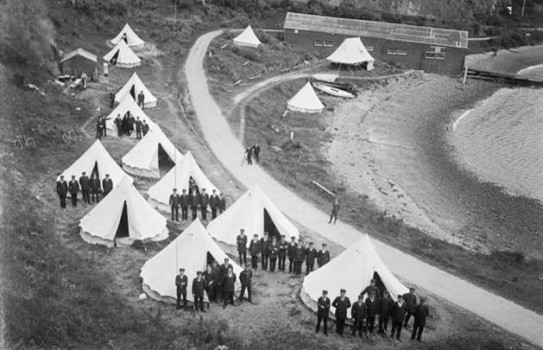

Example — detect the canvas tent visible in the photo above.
[326,37,375,71]
[103,40,141,68]
[57,139,132,187]
[59,48,98,80]
[122,125,183,178]
[114,72,158,108]
[147,152,218,211]
[140,219,243,304]
[105,97,155,137]
[207,185,299,245]
[110,23,145,48]
[301,235,408,317]
[79,177,168,247]
[287,82,324,113]
[233,25,262,48]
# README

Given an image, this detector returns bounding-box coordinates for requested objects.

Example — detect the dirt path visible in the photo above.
[184,30,543,348]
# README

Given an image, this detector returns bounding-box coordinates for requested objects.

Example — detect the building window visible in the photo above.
[387,49,397,55]
[425,46,446,60]
[396,49,408,56]
[314,40,333,47]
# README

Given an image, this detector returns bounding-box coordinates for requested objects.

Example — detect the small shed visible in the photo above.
[59,48,98,80]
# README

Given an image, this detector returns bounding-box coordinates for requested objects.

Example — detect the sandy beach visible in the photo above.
[327,46,543,258]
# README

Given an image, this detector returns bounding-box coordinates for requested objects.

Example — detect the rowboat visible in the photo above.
[312,82,355,99]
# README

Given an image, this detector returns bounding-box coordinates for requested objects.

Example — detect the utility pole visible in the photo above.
[521,0,527,17]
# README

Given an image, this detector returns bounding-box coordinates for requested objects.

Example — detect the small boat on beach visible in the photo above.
[312,82,355,99]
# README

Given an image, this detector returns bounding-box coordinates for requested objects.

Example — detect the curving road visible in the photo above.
[184,30,543,348]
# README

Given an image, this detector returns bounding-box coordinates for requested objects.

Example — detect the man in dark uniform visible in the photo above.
[219,258,232,303]
[95,116,103,139]
[293,240,305,275]
[175,268,188,310]
[200,188,209,221]
[135,117,143,140]
[203,264,215,303]
[90,173,101,203]
[287,236,297,274]
[332,289,351,336]
[218,192,226,214]
[239,264,253,303]
[102,174,113,196]
[56,175,68,208]
[169,188,180,222]
[365,290,379,334]
[192,271,206,312]
[268,238,279,272]
[68,175,80,207]
[189,189,199,220]
[378,290,394,334]
[361,279,381,300]
[100,115,108,138]
[305,242,317,275]
[249,234,260,270]
[236,229,248,266]
[209,189,220,219]
[114,114,122,137]
[137,90,145,109]
[79,172,90,204]
[209,261,221,302]
[391,294,407,341]
[259,232,270,270]
[403,287,418,329]
[317,243,330,268]
[252,144,261,163]
[222,267,236,309]
[328,197,340,224]
[351,294,367,337]
[142,120,150,136]
[180,189,189,221]
[278,235,288,272]
[316,290,330,336]
[411,298,429,342]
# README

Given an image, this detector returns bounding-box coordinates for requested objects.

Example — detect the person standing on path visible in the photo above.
[403,287,418,328]
[102,174,113,197]
[169,188,180,222]
[252,144,261,163]
[411,298,429,342]
[278,235,288,272]
[351,294,367,338]
[249,234,260,270]
[192,271,206,312]
[222,267,236,309]
[259,232,270,270]
[332,289,351,337]
[268,237,279,272]
[305,242,317,275]
[56,175,68,209]
[90,173,101,203]
[391,294,407,341]
[244,147,253,165]
[316,290,330,336]
[317,243,330,268]
[79,172,90,205]
[239,264,253,303]
[180,189,189,221]
[68,175,80,207]
[236,229,248,265]
[175,268,188,310]
[287,237,297,274]
[328,197,340,224]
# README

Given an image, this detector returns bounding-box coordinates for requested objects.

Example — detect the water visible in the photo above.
[451,67,543,203]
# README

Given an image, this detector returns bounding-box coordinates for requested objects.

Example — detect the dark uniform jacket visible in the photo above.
[102,178,113,193]
[260,238,270,256]
[403,292,417,312]
[236,234,247,252]
[142,123,150,135]
[219,196,226,211]
[317,249,330,266]
[180,193,189,208]
[135,120,143,132]
[189,193,199,207]
[294,245,306,262]
[239,270,253,286]
[223,273,236,293]
[68,180,79,195]
[278,241,288,257]
[287,242,298,259]
[219,263,233,285]
[361,285,380,299]
[305,248,317,264]
[378,296,394,316]
[210,194,219,209]
[365,297,379,317]
[391,301,407,323]
[169,193,180,207]
[332,296,351,319]
[200,193,209,207]
[175,274,188,293]
[192,277,206,297]
[414,304,429,326]
[249,239,260,256]
[90,177,101,192]
[57,180,68,195]
[269,244,279,259]
[203,270,214,288]
[79,175,90,191]
[317,296,331,317]
[351,301,367,321]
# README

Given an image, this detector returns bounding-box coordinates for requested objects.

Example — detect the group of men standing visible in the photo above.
[95,115,110,140]
[235,230,331,275]
[169,187,226,223]
[113,111,149,139]
[175,259,254,311]
[56,172,113,208]
[317,283,430,343]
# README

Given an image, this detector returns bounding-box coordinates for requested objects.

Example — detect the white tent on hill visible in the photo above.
[103,40,141,68]
[148,152,218,211]
[207,185,299,246]
[110,23,145,48]
[57,139,132,187]
[114,72,158,108]
[105,97,155,137]
[79,177,168,247]
[326,37,375,71]
[301,234,408,316]
[122,125,183,178]
[233,25,262,48]
[287,82,324,113]
[140,219,243,304]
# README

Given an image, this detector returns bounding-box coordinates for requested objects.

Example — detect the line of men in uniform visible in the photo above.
[169,187,226,222]
[113,111,149,139]
[56,172,113,208]
[316,282,430,342]
[175,259,254,311]
[235,229,331,274]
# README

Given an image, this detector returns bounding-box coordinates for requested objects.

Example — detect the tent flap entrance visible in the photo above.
[264,209,281,239]
[158,144,175,174]
[115,202,129,238]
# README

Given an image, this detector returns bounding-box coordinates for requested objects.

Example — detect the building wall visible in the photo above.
[60,56,97,80]
[284,29,466,75]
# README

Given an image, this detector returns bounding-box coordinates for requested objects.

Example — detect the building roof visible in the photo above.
[60,48,98,63]
[284,12,468,49]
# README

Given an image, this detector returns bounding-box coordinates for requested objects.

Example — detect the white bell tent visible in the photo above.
[287,82,324,113]
[114,72,158,108]
[233,25,262,48]
[103,40,141,68]
[110,23,145,48]
[326,37,375,71]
